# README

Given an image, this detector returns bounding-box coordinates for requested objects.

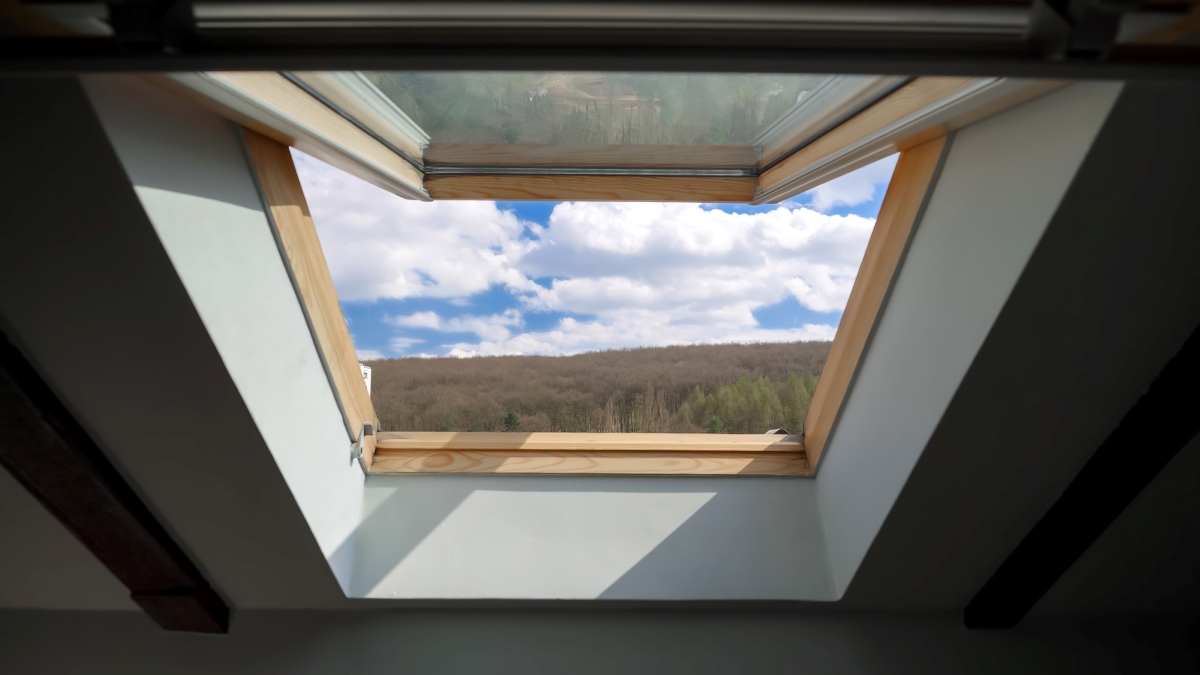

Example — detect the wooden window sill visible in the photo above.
[369,432,810,475]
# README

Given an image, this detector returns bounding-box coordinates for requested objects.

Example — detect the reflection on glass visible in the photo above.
[366,71,827,145]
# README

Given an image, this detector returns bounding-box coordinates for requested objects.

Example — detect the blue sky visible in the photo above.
[292,151,897,359]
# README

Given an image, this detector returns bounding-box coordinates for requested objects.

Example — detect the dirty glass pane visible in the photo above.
[366,71,828,146]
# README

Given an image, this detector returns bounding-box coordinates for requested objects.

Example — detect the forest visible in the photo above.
[365,341,830,435]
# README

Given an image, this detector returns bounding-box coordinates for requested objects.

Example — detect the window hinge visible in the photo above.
[350,422,375,474]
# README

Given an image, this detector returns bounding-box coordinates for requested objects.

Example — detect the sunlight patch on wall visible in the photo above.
[361,489,715,599]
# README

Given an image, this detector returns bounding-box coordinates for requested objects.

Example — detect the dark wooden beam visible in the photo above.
[0,331,229,633]
[964,325,1200,629]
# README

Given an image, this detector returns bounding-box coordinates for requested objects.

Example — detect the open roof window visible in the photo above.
[199,68,1058,475]
[352,71,902,167]
[282,70,906,196]
[175,69,1025,204]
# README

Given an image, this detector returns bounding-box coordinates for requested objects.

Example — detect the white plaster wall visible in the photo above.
[357,475,833,600]
[80,75,365,594]
[815,82,1125,597]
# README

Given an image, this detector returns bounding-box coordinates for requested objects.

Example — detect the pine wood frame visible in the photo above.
[243,129,379,466]
[802,135,949,470]
[163,70,1053,205]
[373,432,808,475]
[159,71,427,200]
[242,120,949,475]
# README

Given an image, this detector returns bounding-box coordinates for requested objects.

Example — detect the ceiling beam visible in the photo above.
[0,331,229,633]
[964,325,1200,629]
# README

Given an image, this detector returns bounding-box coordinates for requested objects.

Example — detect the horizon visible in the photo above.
[358,337,836,362]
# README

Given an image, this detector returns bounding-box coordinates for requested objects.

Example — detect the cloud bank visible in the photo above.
[292,150,896,357]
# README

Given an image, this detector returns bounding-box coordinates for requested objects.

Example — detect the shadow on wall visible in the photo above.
[83,75,268,212]
[333,475,834,601]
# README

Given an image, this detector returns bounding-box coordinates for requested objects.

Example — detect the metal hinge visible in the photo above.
[350,422,375,474]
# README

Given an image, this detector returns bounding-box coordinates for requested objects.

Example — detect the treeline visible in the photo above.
[365,341,830,434]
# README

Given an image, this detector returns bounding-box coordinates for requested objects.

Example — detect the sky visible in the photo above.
[292,150,898,360]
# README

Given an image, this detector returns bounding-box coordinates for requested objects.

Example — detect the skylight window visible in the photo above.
[290,148,897,438]
[219,67,1015,472]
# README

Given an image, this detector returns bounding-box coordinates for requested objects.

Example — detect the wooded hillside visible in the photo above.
[365,341,831,434]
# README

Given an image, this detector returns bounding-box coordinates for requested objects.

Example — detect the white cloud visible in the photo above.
[356,349,385,360]
[520,202,875,318]
[293,150,895,357]
[292,149,538,302]
[442,314,838,357]
[447,348,484,358]
[390,312,443,330]
[387,337,426,353]
[389,309,522,342]
[781,263,858,313]
[803,154,898,212]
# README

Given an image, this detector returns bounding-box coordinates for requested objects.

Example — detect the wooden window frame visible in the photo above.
[167,69,1055,205]
[243,129,380,468]
[241,118,954,475]
[162,72,427,200]
[802,134,948,470]
[223,71,1070,475]
[752,77,1062,204]
[373,432,808,475]
[410,75,1006,203]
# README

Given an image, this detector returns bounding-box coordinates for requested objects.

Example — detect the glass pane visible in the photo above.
[365,71,828,146]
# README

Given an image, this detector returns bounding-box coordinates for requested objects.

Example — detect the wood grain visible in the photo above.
[803,135,948,469]
[372,449,809,475]
[426,175,758,201]
[371,432,808,475]
[759,77,975,194]
[426,142,757,169]
[242,129,378,461]
[376,431,803,452]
